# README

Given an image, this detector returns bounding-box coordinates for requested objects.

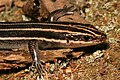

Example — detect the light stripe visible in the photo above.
[0,28,94,36]
[0,22,102,37]
[0,28,85,33]
[0,22,106,47]
[0,37,98,44]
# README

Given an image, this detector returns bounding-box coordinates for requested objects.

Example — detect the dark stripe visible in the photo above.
[0,22,96,30]
[46,21,102,35]
[45,21,98,30]
[75,26,102,36]
[0,29,94,41]
[0,22,104,38]
[0,30,68,40]
[0,22,96,36]
[53,22,102,35]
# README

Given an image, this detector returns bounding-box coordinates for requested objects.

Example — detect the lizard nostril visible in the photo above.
[101,34,107,41]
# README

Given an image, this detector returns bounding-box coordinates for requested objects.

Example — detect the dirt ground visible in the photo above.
[0,0,120,80]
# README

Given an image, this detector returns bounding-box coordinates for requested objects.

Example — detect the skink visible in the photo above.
[0,21,107,77]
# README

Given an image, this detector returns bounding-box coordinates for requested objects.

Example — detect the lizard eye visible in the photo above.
[66,34,93,41]
[82,36,93,41]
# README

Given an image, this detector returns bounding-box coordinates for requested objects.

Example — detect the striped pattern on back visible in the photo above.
[0,22,106,43]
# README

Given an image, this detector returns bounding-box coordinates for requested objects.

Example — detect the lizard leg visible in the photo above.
[28,40,45,77]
